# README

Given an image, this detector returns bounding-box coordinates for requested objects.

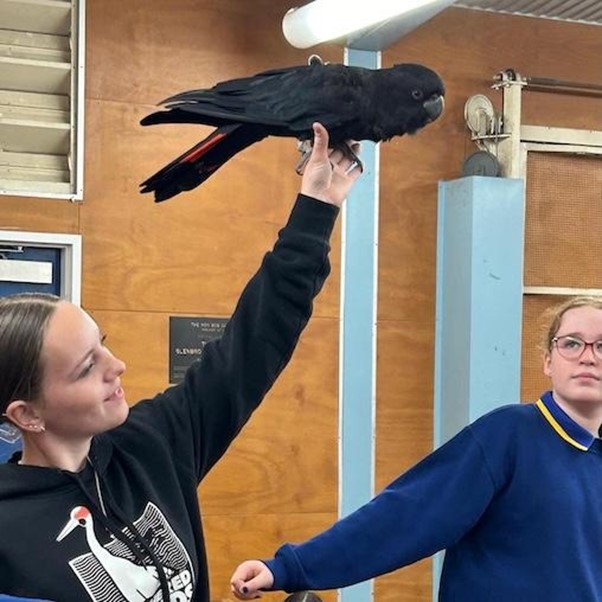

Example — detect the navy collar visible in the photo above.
[535,391,596,451]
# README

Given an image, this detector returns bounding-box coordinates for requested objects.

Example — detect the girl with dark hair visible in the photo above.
[0,123,362,602]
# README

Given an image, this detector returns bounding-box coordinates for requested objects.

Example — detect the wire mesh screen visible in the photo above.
[524,153,602,288]
[521,152,602,400]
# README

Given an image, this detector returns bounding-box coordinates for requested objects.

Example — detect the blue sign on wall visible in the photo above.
[0,423,22,463]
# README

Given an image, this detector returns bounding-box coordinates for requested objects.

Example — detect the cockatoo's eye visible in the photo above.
[412,89,424,100]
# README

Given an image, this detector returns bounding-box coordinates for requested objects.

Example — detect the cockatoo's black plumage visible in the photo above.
[140,62,445,202]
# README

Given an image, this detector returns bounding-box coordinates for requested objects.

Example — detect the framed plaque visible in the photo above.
[169,316,228,384]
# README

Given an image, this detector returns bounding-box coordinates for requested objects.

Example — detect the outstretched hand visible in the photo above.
[230,560,274,600]
[300,122,362,207]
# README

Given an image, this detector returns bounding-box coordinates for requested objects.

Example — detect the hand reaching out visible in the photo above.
[230,560,274,600]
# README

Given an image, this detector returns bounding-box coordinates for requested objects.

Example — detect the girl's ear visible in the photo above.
[543,351,552,378]
[4,400,43,432]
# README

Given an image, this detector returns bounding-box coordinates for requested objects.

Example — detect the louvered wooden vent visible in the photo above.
[0,0,84,200]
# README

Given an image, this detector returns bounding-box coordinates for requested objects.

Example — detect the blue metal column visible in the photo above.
[433,176,524,598]
[339,47,379,602]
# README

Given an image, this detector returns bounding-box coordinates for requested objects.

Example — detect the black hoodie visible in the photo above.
[0,195,338,601]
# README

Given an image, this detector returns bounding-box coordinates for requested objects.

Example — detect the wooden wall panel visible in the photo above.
[520,295,563,403]
[374,321,435,601]
[0,195,79,233]
[0,1,600,600]
[375,321,434,490]
[85,0,341,106]
[374,559,432,602]
[199,316,339,517]
[204,512,338,602]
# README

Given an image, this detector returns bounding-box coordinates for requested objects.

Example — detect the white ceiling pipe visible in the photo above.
[282,0,458,49]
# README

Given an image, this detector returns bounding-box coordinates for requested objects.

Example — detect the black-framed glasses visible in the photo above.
[552,335,602,360]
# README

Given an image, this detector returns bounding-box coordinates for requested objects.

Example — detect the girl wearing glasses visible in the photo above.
[231,296,602,602]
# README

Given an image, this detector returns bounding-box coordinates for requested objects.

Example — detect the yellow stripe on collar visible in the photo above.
[535,399,588,451]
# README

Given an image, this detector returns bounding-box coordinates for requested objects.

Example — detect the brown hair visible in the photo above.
[542,295,602,352]
[0,293,61,421]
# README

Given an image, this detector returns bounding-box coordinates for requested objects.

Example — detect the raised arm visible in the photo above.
[135,123,362,480]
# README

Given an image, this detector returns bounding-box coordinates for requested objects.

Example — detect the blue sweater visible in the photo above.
[266,391,602,600]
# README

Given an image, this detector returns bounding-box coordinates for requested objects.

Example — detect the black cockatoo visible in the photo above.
[140,61,445,202]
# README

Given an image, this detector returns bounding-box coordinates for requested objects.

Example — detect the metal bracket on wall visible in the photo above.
[464,69,602,180]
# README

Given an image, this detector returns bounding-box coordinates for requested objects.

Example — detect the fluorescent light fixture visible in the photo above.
[283,0,457,49]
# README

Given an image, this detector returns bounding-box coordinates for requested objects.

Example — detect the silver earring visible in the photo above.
[39,425,46,433]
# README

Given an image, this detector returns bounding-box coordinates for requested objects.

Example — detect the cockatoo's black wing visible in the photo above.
[142,63,359,139]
